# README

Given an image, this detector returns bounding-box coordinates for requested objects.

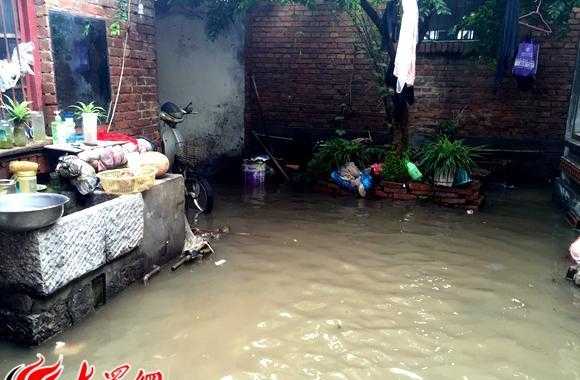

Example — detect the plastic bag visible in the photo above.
[56,156,98,195]
[513,41,539,78]
[331,163,374,197]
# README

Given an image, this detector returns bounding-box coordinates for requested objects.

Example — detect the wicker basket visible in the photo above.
[98,166,157,194]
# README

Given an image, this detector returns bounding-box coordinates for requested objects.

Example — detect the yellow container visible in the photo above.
[97,166,156,194]
[14,170,37,193]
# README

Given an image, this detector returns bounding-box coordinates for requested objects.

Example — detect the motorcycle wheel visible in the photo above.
[185,176,214,214]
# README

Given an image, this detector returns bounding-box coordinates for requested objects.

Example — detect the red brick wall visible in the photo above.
[35,0,159,140]
[245,4,580,145]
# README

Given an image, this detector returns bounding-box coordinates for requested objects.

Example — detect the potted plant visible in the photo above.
[70,101,106,144]
[420,136,477,187]
[2,96,31,147]
[381,148,409,182]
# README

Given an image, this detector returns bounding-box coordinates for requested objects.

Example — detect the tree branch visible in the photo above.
[381,0,397,59]
[378,0,399,87]
[359,0,382,30]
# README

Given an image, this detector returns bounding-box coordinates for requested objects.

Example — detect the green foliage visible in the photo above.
[381,148,409,182]
[306,137,386,177]
[350,9,392,101]
[436,119,458,140]
[2,97,31,126]
[111,0,129,37]
[69,102,107,119]
[156,0,451,41]
[456,0,580,64]
[545,0,580,36]
[420,136,477,177]
[455,0,500,64]
[419,0,451,19]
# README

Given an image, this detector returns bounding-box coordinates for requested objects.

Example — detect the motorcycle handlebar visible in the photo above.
[182,102,196,115]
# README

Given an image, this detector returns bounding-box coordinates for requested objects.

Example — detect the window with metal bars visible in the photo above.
[424,0,485,41]
[0,0,40,108]
[388,0,485,42]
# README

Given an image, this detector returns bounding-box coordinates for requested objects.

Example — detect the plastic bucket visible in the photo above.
[243,160,266,187]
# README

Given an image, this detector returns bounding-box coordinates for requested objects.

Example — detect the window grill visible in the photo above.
[0,0,41,111]
[424,0,485,41]
[0,0,26,102]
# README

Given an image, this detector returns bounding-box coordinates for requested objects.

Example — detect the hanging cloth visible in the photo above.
[495,0,520,87]
[394,0,419,94]
[0,42,35,93]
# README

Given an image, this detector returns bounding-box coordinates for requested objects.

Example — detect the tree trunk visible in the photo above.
[358,0,431,155]
[382,48,409,154]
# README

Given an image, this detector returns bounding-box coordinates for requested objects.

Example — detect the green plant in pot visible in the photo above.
[307,138,364,176]
[2,96,31,147]
[70,101,106,145]
[381,148,409,182]
[420,136,477,187]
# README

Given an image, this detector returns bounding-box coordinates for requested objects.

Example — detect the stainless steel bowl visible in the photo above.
[0,193,70,232]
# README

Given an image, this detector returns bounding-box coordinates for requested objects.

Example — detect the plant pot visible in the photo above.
[434,170,455,187]
[454,168,472,186]
[82,113,98,144]
[13,123,28,147]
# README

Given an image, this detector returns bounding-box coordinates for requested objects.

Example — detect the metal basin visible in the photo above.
[0,193,70,232]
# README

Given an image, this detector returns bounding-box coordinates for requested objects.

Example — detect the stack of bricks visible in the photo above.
[35,0,159,141]
[313,178,485,210]
[374,181,417,201]
[372,180,484,210]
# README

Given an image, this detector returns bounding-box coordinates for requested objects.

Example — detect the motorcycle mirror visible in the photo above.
[182,102,194,114]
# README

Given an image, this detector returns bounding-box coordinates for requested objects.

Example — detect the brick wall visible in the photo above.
[245,4,580,148]
[35,0,159,140]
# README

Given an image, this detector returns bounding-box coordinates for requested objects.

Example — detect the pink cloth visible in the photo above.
[78,145,128,172]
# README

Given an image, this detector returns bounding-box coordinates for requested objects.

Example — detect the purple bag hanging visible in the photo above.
[513,41,539,77]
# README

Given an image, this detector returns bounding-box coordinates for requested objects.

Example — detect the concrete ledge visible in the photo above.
[0,249,145,346]
[0,174,186,345]
[0,194,144,296]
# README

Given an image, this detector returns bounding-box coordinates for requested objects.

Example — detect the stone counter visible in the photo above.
[0,174,185,345]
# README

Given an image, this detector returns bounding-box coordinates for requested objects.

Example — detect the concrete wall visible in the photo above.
[155,13,245,160]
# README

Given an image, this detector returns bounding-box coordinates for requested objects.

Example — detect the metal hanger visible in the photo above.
[519,0,552,34]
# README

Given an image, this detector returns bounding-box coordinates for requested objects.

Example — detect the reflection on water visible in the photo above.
[1,186,580,379]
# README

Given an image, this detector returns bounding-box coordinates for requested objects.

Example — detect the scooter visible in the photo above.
[157,101,214,214]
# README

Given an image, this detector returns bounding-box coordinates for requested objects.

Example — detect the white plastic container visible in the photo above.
[30,111,46,142]
[82,113,98,144]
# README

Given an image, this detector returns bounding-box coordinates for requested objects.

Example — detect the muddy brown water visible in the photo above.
[1,187,580,379]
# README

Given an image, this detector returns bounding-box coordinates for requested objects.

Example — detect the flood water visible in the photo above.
[1,186,580,379]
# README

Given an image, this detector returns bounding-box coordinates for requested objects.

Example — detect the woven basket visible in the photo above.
[98,166,156,194]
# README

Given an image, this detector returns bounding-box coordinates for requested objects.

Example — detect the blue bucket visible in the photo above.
[243,160,266,187]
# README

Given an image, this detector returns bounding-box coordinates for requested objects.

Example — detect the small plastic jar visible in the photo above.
[0,179,16,195]
[13,124,28,147]
[0,120,14,149]
[15,171,37,193]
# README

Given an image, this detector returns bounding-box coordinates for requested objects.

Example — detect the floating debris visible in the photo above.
[215,259,227,266]
[53,341,86,356]
[143,265,161,286]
